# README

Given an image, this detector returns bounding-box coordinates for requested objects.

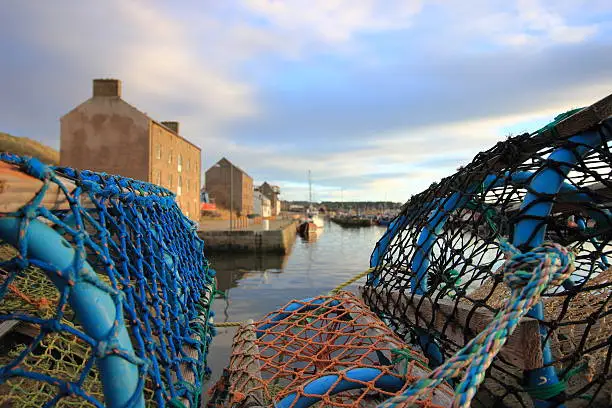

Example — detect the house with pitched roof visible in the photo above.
[259,182,281,216]
[205,157,253,215]
[60,79,201,219]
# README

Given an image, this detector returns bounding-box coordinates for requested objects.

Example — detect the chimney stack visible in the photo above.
[93,79,122,98]
[161,121,180,134]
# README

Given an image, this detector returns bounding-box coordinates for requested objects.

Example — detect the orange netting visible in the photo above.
[208,291,453,408]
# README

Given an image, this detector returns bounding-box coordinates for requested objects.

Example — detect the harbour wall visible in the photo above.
[197,220,297,254]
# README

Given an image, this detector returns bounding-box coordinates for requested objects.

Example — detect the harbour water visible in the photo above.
[203,220,387,391]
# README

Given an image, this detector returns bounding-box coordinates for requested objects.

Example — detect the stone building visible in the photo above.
[205,158,253,215]
[254,190,272,218]
[259,182,281,216]
[60,79,201,220]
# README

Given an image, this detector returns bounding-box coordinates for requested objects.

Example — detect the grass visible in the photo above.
[0,132,59,165]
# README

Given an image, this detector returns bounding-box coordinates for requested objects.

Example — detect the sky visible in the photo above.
[1,1,612,202]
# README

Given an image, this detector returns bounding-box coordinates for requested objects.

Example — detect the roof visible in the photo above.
[62,91,201,151]
[206,157,252,178]
[151,119,201,151]
[260,181,280,194]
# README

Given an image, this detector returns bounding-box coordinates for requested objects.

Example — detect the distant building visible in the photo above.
[205,157,253,215]
[253,190,272,218]
[259,182,281,216]
[60,79,201,219]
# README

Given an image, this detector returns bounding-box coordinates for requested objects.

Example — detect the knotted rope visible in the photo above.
[379,240,575,408]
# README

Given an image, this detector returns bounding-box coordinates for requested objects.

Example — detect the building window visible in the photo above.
[168,149,173,164]
[168,173,173,188]
[155,144,161,160]
[186,178,190,193]
[154,169,161,185]
[178,154,183,172]
[187,158,191,171]
[178,175,182,196]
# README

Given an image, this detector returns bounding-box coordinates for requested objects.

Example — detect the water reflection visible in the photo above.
[208,251,290,292]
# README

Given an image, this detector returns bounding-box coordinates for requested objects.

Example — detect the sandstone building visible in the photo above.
[60,79,201,219]
[205,158,253,215]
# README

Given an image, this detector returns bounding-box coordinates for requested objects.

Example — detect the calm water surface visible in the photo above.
[203,220,386,390]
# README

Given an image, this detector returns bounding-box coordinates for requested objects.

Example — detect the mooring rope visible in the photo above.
[378,240,575,408]
[214,321,244,327]
[328,267,375,295]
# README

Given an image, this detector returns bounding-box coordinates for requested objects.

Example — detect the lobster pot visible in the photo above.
[363,96,612,406]
[208,291,453,408]
[0,155,216,408]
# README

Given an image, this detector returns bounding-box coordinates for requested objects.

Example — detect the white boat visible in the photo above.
[307,208,325,228]
[306,170,325,228]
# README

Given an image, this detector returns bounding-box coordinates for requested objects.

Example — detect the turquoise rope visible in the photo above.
[379,240,575,408]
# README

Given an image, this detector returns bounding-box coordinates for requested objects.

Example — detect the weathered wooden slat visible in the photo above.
[14,322,40,338]
[0,161,86,212]
[488,93,612,170]
[0,320,40,339]
[360,286,543,370]
[0,320,20,340]
[228,320,264,404]
[0,160,168,214]
[553,93,612,140]
[170,334,200,407]
[585,181,612,199]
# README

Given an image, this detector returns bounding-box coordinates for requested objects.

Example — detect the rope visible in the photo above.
[379,240,575,408]
[7,283,51,311]
[329,267,375,295]
[215,321,244,327]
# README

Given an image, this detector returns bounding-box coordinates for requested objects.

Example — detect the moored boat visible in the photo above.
[297,220,318,237]
[331,216,373,227]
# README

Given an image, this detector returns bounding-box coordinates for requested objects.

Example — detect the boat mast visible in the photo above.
[308,170,312,207]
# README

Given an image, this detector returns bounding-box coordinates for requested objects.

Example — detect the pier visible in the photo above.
[197,218,298,254]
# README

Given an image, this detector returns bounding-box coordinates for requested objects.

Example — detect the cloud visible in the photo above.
[498,0,598,46]
[0,0,256,142]
[219,83,612,202]
[1,0,612,203]
[242,0,423,44]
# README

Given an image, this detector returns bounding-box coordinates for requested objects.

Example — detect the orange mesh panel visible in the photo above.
[208,292,453,407]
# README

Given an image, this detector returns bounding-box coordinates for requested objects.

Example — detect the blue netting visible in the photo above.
[0,153,216,407]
